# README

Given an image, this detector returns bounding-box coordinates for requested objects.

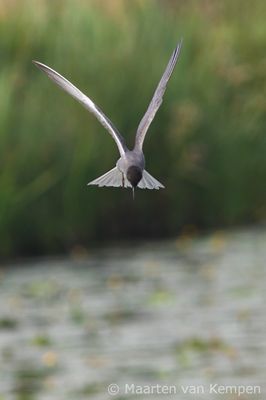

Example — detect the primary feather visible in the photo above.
[134,40,183,150]
[32,61,127,156]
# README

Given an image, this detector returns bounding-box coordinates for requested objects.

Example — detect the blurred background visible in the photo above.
[0,0,266,399]
[1,0,266,258]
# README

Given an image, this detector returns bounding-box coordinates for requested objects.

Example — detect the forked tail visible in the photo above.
[88,167,164,190]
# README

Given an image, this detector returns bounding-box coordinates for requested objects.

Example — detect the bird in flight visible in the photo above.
[33,40,182,198]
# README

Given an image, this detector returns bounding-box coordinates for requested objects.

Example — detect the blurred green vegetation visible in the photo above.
[0,0,266,257]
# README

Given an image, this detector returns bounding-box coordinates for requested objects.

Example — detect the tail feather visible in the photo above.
[138,170,165,190]
[88,167,165,190]
[88,167,130,188]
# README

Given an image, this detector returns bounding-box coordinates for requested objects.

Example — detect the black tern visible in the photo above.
[33,40,182,197]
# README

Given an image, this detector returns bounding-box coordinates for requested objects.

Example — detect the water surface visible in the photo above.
[0,229,265,399]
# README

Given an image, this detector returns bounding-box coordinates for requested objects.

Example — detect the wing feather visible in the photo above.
[33,61,127,156]
[134,40,183,150]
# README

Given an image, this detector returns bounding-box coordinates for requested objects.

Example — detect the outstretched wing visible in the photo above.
[33,61,127,156]
[134,40,183,150]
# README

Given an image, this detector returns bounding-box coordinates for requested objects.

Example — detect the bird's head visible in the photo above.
[127,166,142,188]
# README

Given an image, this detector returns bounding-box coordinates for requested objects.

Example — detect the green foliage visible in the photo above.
[31,334,52,347]
[0,317,18,330]
[0,0,266,257]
